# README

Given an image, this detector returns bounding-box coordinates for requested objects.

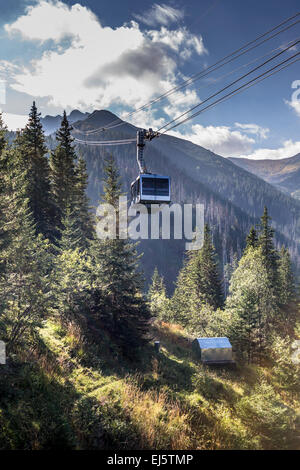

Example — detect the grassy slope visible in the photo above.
[0,319,299,450]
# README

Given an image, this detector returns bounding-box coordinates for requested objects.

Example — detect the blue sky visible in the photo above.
[0,0,299,159]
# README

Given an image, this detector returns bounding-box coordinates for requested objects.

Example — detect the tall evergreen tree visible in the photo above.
[59,206,84,252]
[0,195,52,352]
[73,155,94,249]
[90,154,150,357]
[50,111,77,230]
[148,267,165,298]
[14,102,54,240]
[194,224,224,309]
[171,224,223,327]
[227,247,276,363]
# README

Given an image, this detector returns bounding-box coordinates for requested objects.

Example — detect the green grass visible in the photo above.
[0,319,299,450]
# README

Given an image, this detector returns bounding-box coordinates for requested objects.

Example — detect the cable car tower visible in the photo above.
[131,129,171,206]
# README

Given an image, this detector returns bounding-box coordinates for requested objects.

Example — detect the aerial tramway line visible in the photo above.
[72,12,300,207]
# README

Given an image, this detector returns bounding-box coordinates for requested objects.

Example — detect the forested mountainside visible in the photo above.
[70,110,300,290]
[230,154,300,200]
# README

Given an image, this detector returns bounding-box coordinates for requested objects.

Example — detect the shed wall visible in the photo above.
[201,347,232,362]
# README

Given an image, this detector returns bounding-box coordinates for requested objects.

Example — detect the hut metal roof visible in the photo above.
[196,337,232,349]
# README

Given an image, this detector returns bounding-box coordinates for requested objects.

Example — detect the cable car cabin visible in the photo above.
[131,174,171,205]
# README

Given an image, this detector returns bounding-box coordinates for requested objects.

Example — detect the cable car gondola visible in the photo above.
[131,173,170,205]
[131,129,171,206]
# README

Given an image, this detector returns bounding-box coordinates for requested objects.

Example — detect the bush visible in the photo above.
[236,381,297,449]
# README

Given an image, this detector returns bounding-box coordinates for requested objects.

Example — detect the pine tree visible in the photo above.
[102,153,123,207]
[50,111,77,230]
[257,207,279,288]
[73,155,94,249]
[149,268,164,297]
[14,102,54,240]
[148,267,168,319]
[90,154,150,357]
[0,196,52,352]
[171,225,223,328]
[194,224,224,309]
[53,242,92,324]
[59,206,84,252]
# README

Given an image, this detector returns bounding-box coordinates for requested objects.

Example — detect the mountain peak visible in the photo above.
[84,109,122,127]
[69,109,89,120]
[40,109,90,135]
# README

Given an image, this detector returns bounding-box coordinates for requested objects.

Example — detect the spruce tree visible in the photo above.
[59,206,84,252]
[149,268,164,298]
[195,224,224,309]
[171,225,223,328]
[246,226,258,249]
[0,196,52,351]
[226,247,276,363]
[73,155,94,249]
[53,236,92,324]
[14,102,54,240]
[90,154,150,357]
[50,111,77,230]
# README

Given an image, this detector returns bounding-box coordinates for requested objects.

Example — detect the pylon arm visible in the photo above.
[136,128,159,174]
[136,129,147,173]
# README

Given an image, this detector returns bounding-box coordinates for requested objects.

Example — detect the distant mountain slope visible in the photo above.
[71,110,300,291]
[230,154,300,199]
[41,109,89,135]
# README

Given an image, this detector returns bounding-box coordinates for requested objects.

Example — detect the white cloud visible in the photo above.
[169,124,300,160]
[147,27,207,57]
[134,3,184,27]
[234,122,269,140]
[2,112,28,130]
[4,0,97,43]
[285,98,300,117]
[124,108,166,130]
[238,140,300,160]
[170,124,255,157]
[162,88,199,120]
[4,0,206,113]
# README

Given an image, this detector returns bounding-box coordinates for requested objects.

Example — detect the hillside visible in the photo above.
[230,154,300,199]
[1,316,299,450]
[71,110,300,290]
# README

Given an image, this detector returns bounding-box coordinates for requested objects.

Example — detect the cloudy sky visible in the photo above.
[0,0,299,159]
